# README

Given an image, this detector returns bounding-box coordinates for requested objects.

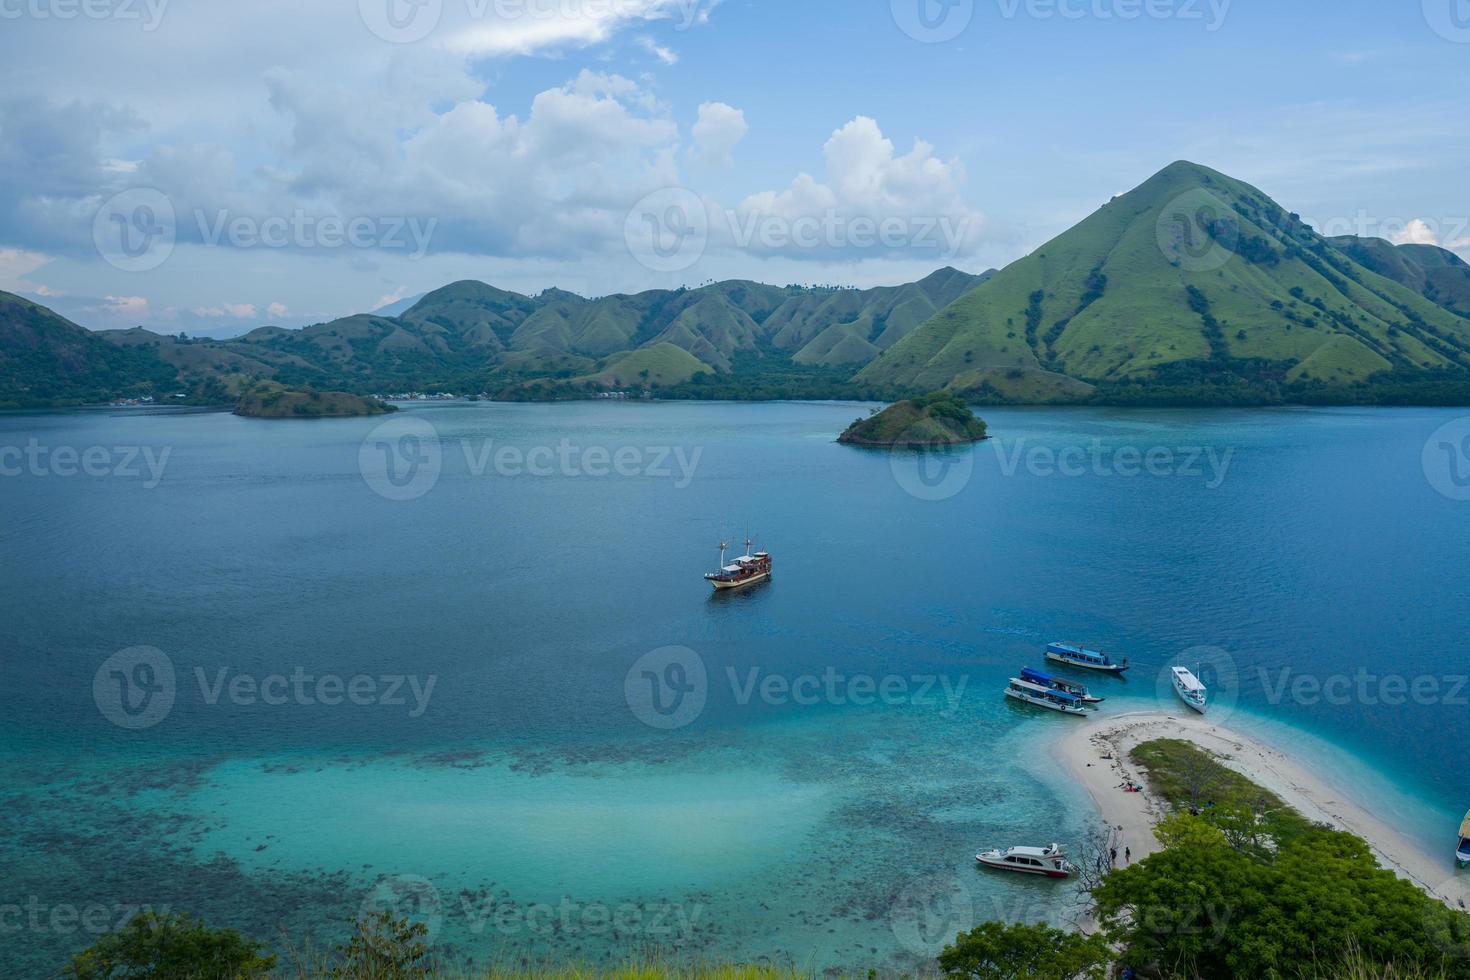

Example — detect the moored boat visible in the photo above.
[1020,666,1104,704]
[976,844,1071,878]
[1004,678,1089,716]
[1046,642,1129,674]
[1171,666,1208,713]
[1457,811,1470,869]
[704,537,772,591]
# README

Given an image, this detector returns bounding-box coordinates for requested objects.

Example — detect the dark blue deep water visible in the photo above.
[1,401,1467,975]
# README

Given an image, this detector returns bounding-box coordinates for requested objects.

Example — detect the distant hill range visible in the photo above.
[4,161,1470,408]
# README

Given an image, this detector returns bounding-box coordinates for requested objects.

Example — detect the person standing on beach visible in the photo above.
[1110,847,1117,867]
[1125,846,1131,864]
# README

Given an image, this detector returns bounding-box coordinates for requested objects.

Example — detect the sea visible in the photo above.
[1,401,1467,976]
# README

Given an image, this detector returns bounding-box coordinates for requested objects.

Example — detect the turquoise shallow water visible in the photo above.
[1,402,1468,974]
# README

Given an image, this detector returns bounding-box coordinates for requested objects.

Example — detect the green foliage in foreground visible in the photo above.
[937,921,1110,979]
[1096,739,1470,980]
[65,911,276,979]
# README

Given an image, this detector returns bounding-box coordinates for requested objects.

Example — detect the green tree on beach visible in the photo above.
[937,921,1111,980]
[65,911,275,979]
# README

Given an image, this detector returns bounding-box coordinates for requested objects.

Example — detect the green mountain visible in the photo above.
[858,161,1470,402]
[0,291,179,407]
[1326,236,1470,316]
[0,269,993,406]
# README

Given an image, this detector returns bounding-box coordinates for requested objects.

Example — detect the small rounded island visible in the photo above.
[837,391,988,447]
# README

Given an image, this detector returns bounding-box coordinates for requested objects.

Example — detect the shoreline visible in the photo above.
[1053,710,1466,907]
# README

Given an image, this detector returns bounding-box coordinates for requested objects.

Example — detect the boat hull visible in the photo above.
[1045,651,1129,674]
[1004,688,1089,716]
[708,571,771,591]
[976,858,1069,878]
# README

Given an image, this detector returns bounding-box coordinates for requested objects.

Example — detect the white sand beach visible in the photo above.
[1054,711,1468,910]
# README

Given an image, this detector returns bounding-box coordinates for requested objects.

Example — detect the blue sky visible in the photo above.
[0,0,1466,336]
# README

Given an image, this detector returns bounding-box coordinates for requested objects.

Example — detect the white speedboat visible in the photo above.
[1172,666,1208,713]
[1457,810,1470,869]
[1004,678,1089,716]
[976,844,1071,879]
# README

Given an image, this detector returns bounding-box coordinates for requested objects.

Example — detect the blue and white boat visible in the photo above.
[1045,642,1129,674]
[1457,811,1470,869]
[1171,666,1208,714]
[1004,677,1090,716]
[1020,667,1104,705]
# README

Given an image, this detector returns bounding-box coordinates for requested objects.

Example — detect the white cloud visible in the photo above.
[444,0,715,57]
[636,36,679,65]
[0,247,57,295]
[101,295,149,318]
[267,302,289,318]
[192,303,257,319]
[1390,219,1439,246]
[729,116,982,259]
[690,102,747,167]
